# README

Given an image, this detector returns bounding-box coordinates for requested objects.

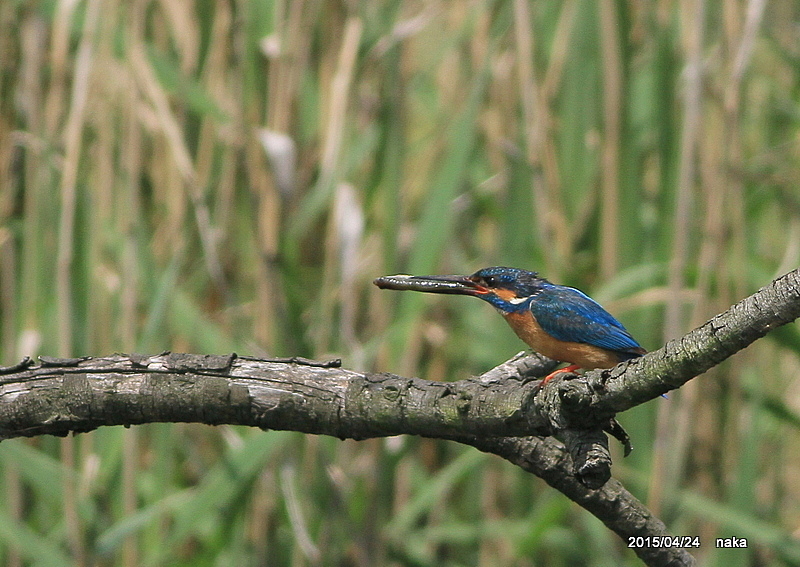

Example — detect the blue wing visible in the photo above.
[529,285,643,356]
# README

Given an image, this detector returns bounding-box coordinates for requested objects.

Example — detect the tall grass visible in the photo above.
[1,1,799,565]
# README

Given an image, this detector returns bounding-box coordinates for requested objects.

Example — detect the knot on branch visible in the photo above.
[527,373,629,488]
[558,429,612,489]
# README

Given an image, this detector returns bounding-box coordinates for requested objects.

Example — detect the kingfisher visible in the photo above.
[374,267,645,383]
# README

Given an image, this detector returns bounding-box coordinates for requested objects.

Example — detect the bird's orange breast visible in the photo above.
[502,310,623,369]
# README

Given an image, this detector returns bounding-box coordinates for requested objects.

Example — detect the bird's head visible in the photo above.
[374,266,549,313]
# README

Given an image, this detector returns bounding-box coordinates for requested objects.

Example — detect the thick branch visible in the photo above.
[0,353,556,441]
[0,352,691,566]
[460,436,695,567]
[2,269,798,567]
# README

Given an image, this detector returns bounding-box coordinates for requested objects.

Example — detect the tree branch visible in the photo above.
[0,352,549,440]
[0,351,692,566]
[586,267,800,412]
[1,268,798,567]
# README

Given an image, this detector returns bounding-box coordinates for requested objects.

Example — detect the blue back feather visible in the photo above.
[528,285,643,356]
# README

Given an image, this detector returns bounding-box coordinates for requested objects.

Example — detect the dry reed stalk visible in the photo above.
[513,0,572,277]
[599,0,622,280]
[56,2,102,563]
[650,0,706,516]
[316,17,363,353]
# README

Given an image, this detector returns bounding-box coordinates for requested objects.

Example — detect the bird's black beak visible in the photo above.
[373,274,489,296]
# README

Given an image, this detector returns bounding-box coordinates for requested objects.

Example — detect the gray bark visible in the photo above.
[1,267,798,567]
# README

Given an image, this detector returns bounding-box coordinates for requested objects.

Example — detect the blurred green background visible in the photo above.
[1,0,799,565]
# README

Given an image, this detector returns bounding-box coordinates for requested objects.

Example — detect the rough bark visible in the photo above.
[0,352,691,566]
[584,267,800,412]
[1,268,798,567]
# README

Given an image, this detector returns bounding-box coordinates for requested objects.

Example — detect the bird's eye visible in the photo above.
[484,276,497,286]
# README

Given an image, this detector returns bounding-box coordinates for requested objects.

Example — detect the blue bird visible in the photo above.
[374,267,645,382]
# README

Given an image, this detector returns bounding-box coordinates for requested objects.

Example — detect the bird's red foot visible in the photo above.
[541,364,581,384]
